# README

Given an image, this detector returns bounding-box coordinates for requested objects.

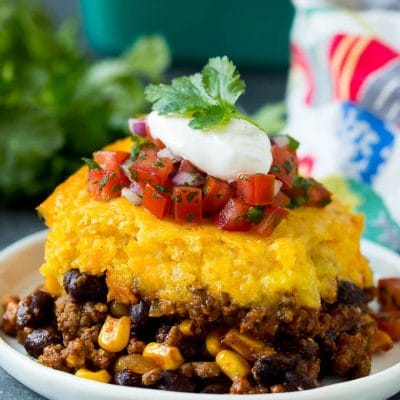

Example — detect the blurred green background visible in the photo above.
[0,0,292,206]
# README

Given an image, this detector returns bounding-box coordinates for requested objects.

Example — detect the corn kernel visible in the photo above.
[215,350,250,381]
[223,328,273,360]
[114,354,158,374]
[98,315,130,353]
[372,329,394,353]
[179,319,195,336]
[75,368,111,383]
[206,327,227,357]
[143,342,184,370]
[271,384,286,393]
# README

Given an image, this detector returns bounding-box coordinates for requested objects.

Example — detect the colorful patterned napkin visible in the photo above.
[287,0,400,253]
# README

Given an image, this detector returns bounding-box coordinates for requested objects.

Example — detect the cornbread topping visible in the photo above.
[38,138,372,309]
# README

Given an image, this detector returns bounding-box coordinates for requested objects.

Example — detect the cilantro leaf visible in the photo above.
[145,73,213,115]
[246,206,264,224]
[202,56,245,107]
[189,106,228,130]
[130,135,148,160]
[145,56,248,130]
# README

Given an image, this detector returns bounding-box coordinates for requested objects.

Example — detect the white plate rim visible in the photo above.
[0,230,399,400]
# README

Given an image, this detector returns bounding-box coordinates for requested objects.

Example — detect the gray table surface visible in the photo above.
[1,72,399,399]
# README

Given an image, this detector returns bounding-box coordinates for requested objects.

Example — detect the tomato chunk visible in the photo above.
[288,177,332,207]
[271,190,291,207]
[142,184,171,219]
[255,205,288,236]
[378,278,400,311]
[237,174,276,206]
[138,143,158,159]
[178,160,200,174]
[202,176,233,214]
[146,131,165,149]
[93,151,130,171]
[375,311,400,340]
[87,169,122,201]
[131,156,173,186]
[270,145,297,188]
[215,198,251,232]
[172,187,202,223]
[306,180,332,207]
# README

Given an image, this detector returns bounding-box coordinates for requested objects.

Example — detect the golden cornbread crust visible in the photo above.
[38,138,372,310]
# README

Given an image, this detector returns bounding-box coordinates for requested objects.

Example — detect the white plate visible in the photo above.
[0,230,400,400]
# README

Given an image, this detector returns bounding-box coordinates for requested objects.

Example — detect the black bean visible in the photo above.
[156,371,197,393]
[317,331,337,376]
[179,338,204,361]
[16,291,54,328]
[337,280,365,306]
[130,300,150,337]
[24,328,62,358]
[201,383,230,393]
[284,371,318,391]
[252,354,298,386]
[114,369,142,387]
[63,269,107,302]
[276,336,319,360]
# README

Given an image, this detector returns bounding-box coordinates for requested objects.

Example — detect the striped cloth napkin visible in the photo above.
[286,0,400,252]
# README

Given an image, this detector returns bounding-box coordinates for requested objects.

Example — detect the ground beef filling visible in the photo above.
[1,270,377,394]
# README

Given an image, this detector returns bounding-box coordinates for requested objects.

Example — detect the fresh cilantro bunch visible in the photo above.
[0,0,170,204]
[145,56,251,130]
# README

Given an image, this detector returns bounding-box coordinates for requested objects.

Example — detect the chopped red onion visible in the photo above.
[171,171,205,187]
[120,160,135,181]
[274,179,283,196]
[157,148,182,163]
[130,182,144,196]
[128,118,147,137]
[121,187,142,205]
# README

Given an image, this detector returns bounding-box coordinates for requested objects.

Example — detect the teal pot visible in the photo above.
[79,0,294,68]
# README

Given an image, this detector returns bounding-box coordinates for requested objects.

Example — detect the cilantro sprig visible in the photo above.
[145,56,254,130]
[82,158,101,171]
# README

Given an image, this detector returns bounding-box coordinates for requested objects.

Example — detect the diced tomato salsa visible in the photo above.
[87,169,122,201]
[378,278,400,311]
[172,187,202,223]
[255,205,289,236]
[375,311,400,341]
[270,145,297,189]
[237,174,275,206]
[375,278,400,342]
[84,129,332,236]
[202,176,232,214]
[142,184,171,219]
[130,156,173,186]
[93,151,130,171]
[215,198,251,232]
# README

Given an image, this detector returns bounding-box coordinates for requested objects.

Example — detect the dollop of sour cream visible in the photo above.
[147,111,272,182]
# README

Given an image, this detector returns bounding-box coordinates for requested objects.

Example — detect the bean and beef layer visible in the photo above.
[1,270,379,394]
